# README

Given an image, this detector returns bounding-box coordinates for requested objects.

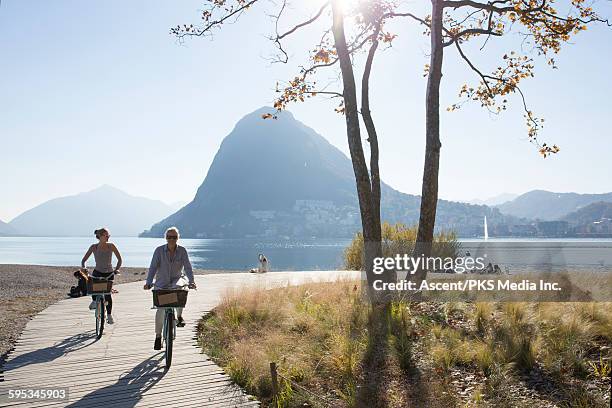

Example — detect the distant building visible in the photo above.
[249,210,276,221]
[537,221,569,237]
[509,224,538,237]
[586,218,612,235]
[293,200,335,212]
[491,224,510,237]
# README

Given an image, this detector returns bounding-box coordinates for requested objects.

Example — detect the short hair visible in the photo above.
[94,227,109,239]
[165,226,180,238]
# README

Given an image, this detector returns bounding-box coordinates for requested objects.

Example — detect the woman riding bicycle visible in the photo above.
[81,227,123,324]
[144,226,196,350]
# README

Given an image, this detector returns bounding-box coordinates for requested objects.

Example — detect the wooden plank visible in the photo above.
[1,374,239,407]
[1,271,359,407]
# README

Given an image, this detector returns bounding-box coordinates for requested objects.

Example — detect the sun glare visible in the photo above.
[339,0,365,10]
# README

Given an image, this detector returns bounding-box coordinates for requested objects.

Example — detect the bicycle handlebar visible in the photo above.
[145,283,197,290]
[84,270,119,280]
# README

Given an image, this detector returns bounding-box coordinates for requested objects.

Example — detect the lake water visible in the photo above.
[0,237,611,272]
[0,237,353,271]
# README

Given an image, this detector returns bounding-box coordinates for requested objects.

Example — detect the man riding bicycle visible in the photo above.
[143,226,197,350]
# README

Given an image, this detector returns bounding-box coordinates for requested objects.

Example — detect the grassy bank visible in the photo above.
[197,280,611,407]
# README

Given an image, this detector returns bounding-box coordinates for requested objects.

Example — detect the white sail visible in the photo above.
[484,216,489,241]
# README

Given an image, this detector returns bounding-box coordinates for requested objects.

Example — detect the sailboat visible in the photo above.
[484,216,489,241]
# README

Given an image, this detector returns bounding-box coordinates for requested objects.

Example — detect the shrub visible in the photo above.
[431,344,456,371]
[473,302,493,337]
[588,355,611,379]
[473,340,495,374]
[492,304,536,371]
[344,222,460,270]
[388,302,412,370]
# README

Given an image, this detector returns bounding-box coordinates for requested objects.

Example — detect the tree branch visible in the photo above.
[454,40,494,95]
[443,0,533,13]
[443,28,502,46]
[171,0,261,38]
[277,2,330,40]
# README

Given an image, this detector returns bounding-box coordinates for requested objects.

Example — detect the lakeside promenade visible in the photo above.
[0,271,358,407]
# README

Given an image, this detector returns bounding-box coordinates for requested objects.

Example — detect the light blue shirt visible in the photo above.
[146,244,195,289]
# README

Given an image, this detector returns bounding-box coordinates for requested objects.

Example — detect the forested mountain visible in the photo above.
[142,108,504,238]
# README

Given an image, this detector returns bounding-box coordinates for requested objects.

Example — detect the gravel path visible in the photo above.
[0,264,238,362]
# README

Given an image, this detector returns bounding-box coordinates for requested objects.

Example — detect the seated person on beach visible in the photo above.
[69,269,89,297]
[250,253,269,273]
[80,227,123,324]
[143,226,197,350]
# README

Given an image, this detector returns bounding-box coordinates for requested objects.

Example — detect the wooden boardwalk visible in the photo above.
[0,271,358,407]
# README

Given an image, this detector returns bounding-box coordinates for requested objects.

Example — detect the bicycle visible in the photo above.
[85,270,118,339]
[151,288,189,369]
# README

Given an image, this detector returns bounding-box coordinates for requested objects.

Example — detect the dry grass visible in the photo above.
[424,301,612,406]
[198,280,369,407]
[198,281,612,407]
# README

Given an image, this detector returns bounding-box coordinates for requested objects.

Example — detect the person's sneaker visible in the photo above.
[154,336,162,350]
[176,317,185,327]
[88,301,96,310]
[106,315,114,324]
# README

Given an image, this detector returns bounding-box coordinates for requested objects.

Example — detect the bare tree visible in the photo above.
[395,0,609,281]
[171,0,402,299]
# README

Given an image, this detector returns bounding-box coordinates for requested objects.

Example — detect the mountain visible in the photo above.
[496,190,612,220]
[169,201,188,211]
[0,219,18,236]
[142,107,507,239]
[10,185,176,237]
[467,193,518,206]
[563,201,612,225]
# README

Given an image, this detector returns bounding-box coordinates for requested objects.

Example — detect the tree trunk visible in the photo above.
[361,24,395,285]
[412,0,444,283]
[362,25,382,246]
[331,1,385,298]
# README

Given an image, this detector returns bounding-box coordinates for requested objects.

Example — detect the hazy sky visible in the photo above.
[1,0,611,221]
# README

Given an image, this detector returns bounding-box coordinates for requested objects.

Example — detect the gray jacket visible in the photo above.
[146,244,195,289]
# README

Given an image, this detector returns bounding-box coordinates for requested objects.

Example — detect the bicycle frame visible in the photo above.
[152,305,177,369]
[93,292,109,339]
[150,286,192,369]
[161,307,177,342]
[87,271,116,339]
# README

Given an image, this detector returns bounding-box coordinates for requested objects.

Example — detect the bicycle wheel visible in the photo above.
[96,298,105,339]
[164,311,174,369]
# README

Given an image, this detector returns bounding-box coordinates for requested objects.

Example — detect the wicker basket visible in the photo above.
[153,290,188,308]
[87,279,113,294]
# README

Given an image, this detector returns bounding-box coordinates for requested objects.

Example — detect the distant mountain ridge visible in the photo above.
[0,219,18,236]
[496,190,612,220]
[563,201,612,225]
[10,185,176,237]
[467,193,518,207]
[142,107,508,239]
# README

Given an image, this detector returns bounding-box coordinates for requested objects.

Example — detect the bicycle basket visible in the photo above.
[153,290,188,308]
[87,278,113,294]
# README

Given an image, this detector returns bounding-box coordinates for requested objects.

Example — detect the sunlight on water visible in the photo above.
[0,237,352,271]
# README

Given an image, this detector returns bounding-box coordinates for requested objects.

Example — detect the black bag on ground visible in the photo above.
[69,285,81,298]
